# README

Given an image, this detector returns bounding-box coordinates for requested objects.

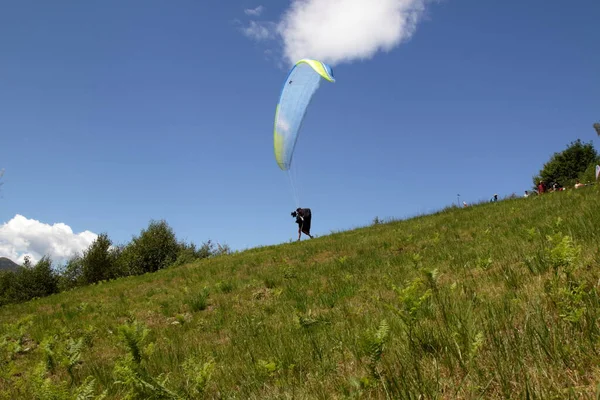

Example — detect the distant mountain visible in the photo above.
[0,257,19,272]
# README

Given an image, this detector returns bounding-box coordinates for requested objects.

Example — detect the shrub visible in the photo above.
[120,220,180,275]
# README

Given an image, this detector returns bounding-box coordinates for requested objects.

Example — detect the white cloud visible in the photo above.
[240,0,431,66]
[244,5,264,17]
[241,20,278,41]
[0,214,98,265]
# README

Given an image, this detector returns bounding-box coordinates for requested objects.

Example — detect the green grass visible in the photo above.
[1,187,600,399]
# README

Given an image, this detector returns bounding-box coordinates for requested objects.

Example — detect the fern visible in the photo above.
[468,331,485,362]
[114,320,181,399]
[74,376,108,400]
[30,361,70,400]
[117,320,149,365]
[113,358,181,400]
[393,276,432,322]
[182,356,215,396]
[41,336,57,373]
[82,325,97,347]
[369,320,389,367]
[547,233,581,276]
[257,359,279,376]
[361,320,390,380]
[295,309,330,329]
[422,267,440,291]
[554,281,587,324]
[65,337,85,382]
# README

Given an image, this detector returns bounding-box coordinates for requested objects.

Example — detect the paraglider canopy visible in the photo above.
[273,59,335,171]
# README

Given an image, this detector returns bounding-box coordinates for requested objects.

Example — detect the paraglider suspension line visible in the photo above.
[286,168,300,209]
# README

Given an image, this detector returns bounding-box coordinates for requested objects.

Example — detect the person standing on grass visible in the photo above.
[292,207,313,241]
[538,180,546,194]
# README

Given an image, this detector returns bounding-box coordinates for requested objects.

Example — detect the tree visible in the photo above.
[578,161,600,184]
[532,139,599,189]
[171,239,232,268]
[30,256,60,297]
[120,220,180,275]
[0,271,16,306]
[81,233,118,284]
[57,254,84,291]
[10,256,59,302]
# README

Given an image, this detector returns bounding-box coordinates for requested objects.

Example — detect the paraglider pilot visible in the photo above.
[291,208,313,241]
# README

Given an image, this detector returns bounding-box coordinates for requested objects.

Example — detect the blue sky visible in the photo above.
[1,0,599,263]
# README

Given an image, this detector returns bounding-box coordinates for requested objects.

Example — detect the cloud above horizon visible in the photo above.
[0,214,98,265]
[240,0,431,66]
[241,20,278,41]
[244,5,265,17]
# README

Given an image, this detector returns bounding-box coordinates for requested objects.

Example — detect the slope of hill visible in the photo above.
[0,257,18,272]
[0,187,599,399]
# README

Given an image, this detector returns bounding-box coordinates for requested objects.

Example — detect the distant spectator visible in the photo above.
[490,193,498,202]
[524,190,529,198]
[463,201,468,208]
[538,181,546,194]
[575,180,585,189]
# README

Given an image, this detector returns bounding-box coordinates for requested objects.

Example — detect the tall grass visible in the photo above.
[0,187,599,398]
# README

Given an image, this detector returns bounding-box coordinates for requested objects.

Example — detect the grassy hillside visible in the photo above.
[0,187,599,399]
